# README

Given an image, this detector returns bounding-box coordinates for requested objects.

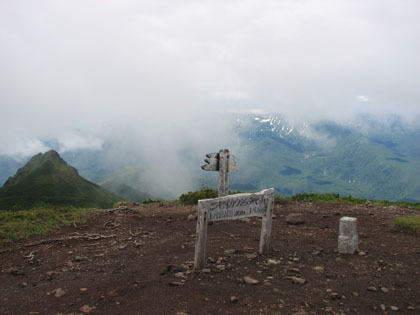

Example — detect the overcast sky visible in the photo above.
[1,0,420,158]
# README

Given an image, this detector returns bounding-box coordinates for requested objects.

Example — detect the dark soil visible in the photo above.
[1,201,420,315]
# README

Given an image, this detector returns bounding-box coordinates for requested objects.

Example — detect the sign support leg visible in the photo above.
[194,204,208,270]
[259,189,274,254]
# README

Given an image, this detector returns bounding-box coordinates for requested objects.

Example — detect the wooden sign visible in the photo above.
[201,149,238,197]
[194,188,275,270]
[201,152,239,171]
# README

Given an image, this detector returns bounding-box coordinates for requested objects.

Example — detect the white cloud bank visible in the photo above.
[1,0,420,157]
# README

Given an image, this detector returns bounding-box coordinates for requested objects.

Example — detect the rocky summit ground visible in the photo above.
[1,201,420,315]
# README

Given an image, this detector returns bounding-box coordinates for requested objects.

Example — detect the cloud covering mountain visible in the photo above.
[1,1,420,204]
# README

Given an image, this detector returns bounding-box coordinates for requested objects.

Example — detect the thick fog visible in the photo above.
[1,0,420,195]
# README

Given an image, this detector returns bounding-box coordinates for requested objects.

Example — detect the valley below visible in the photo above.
[1,201,419,314]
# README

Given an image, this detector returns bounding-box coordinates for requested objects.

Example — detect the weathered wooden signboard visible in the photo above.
[194,188,275,270]
[201,149,238,197]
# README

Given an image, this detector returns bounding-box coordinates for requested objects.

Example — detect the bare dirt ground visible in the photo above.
[1,201,420,315]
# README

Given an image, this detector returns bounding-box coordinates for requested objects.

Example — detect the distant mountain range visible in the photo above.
[230,114,420,202]
[0,150,121,210]
[1,113,420,203]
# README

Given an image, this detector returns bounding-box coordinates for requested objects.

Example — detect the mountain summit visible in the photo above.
[0,150,120,210]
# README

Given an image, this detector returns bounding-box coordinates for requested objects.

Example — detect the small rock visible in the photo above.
[9,267,25,276]
[358,251,366,256]
[20,282,28,288]
[79,305,96,314]
[216,265,226,271]
[224,249,235,255]
[246,253,257,260]
[267,259,281,265]
[313,266,324,273]
[352,292,359,297]
[407,306,415,310]
[230,296,239,303]
[243,276,260,285]
[367,286,377,291]
[187,214,196,221]
[380,304,386,311]
[53,288,66,298]
[390,306,399,311]
[286,276,306,284]
[80,288,88,293]
[118,245,127,250]
[201,268,211,273]
[46,271,55,280]
[330,293,339,300]
[169,281,184,286]
[380,286,389,293]
[285,213,305,225]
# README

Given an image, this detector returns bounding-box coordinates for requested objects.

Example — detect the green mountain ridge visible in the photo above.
[0,150,121,210]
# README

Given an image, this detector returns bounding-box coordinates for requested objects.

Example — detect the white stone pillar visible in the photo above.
[338,217,358,254]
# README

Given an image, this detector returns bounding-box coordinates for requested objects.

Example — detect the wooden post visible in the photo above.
[218,149,229,197]
[259,188,274,254]
[194,203,208,270]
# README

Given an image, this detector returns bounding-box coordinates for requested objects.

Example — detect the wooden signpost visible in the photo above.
[194,188,275,270]
[201,149,238,197]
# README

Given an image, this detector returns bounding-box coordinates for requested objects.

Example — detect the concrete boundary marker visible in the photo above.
[194,188,275,270]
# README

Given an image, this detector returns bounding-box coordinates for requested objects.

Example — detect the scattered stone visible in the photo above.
[330,293,339,300]
[79,305,96,314]
[46,271,55,280]
[53,288,66,298]
[243,276,260,285]
[367,286,377,292]
[80,288,88,293]
[390,306,399,311]
[230,296,239,303]
[285,213,305,225]
[187,214,196,221]
[381,286,389,293]
[240,218,251,223]
[313,266,324,273]
[216,265,226,271]
[287,276,306,285]
[365,201,374,208]
[201,268,211,274]
[169,281,185,286]
[73,256,85,262]
[20,282,28,288]
[407,306,415,310]
[118,245,127,250]
[380,304,386,311]
[358,251,366,256]
[267,259,281,265]
[287,268,301,274]
[9,267,25,276]
[224,249,235,255]
[352,292,359,297]
[246,253,257,260]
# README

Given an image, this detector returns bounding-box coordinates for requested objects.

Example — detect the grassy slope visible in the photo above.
[0,151,121,210]
[0,207,90,243]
